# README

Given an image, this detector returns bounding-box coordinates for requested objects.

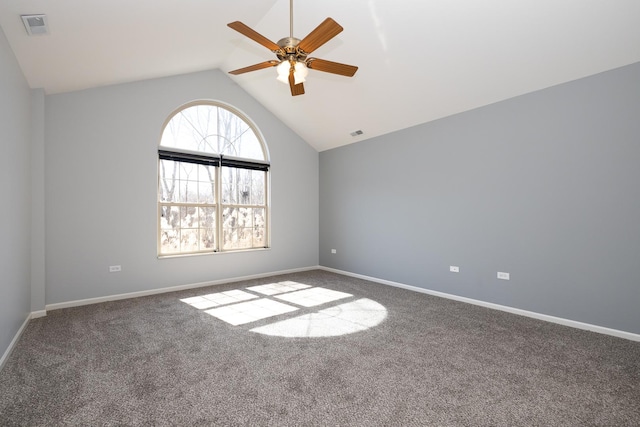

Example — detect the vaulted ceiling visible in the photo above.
[1,0,639,151]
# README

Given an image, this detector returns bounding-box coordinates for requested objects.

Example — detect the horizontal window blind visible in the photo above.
[159,150,270,171]
[158,149,220,166]
[221,156,270,172]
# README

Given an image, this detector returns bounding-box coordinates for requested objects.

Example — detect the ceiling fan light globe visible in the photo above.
[293,62,308,84]
[276,61,290,84]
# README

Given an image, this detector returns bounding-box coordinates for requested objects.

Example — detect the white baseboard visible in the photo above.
[0,315,29,371]
[319,266,640,342]
[30,310,47,319]
[1,310,50,372]
[46,266,320,311]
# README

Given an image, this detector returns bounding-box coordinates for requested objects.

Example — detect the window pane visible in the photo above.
[219,169,267,206]
[199,207,215,229]
[238,228,252,248]
[253,208,265,247]
[160,206,180,230]
[253,208,265,228]
[160,228,180,255]
[237,169,251,205]
[218,110,240,155]
[221,208,264,250]
[219,118,264,159]
[253,227,266,247]
[176,164,192,203]
[223,207,237,228]
[161,106,218,155]
[222,167,238,204]
[200,228,216,250]
[179,162,196,180]
[160,104,265,161]
[198,165,216,203]
[178,180,195,203]
[223,207,237,250]
[198,181,214,204]
[180,206,198,228]
[251,171,265,205]
[238,207,252,228]
[236,132,263,159]
[180,229,199,252]
[159,160,179,202]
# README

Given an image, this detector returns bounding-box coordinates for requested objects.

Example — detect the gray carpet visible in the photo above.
[1,270,639,426]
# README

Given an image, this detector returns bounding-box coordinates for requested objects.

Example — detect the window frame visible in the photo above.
[157,101,270,257]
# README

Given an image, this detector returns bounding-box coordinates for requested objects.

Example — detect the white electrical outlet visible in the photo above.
[331,249,337,254]
[449,266,460,273]
[109,265,122,273]
[497,271,510,280]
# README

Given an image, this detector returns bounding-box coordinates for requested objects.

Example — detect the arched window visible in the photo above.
[158,101,269,256]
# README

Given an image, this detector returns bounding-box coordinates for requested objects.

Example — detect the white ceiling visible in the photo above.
[2,0,639,152]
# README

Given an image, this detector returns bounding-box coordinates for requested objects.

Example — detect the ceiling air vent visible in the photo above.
[21,14,49,36]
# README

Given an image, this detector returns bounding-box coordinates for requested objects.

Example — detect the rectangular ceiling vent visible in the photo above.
[21,14,49,36]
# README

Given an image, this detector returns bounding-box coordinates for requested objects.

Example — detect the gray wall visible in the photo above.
[320,62,640,335]
[31,89,46,312]
[45,70,318,304]
[0,27,32,357]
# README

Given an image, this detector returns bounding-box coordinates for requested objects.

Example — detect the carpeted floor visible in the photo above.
[1,270,639,426]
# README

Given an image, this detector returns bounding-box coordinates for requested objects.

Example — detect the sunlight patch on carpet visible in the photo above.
[180,280,387,337]
[247,281,311,295]
[180,289,257,310]
[250,298,387,337]
[274,287,351,307]
[204,298,298,326]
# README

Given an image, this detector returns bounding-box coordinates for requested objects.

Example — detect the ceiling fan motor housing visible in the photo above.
[276,37,308,63]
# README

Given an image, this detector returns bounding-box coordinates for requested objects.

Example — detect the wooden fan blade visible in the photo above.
[306,58,358,77]
[288,66,305,96]
[228,21,281,52]
[297,18,343,54]
[229,60,279,75]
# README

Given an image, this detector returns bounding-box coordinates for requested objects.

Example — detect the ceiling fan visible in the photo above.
[227,0,358,96]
